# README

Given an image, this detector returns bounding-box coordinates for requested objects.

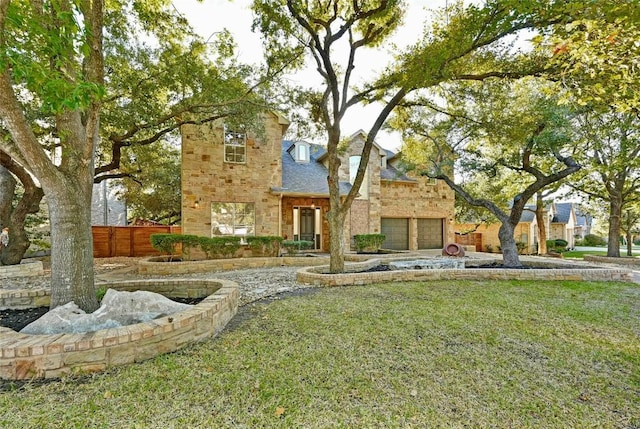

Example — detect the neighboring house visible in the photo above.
[457,201,580,254]
[180,114,455,252]
[455,206,537,254]
[574,208,593,240]
[548,202,577,248]
[91,180,127,226]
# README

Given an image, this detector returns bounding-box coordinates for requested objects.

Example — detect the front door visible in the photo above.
[300,208,315,244]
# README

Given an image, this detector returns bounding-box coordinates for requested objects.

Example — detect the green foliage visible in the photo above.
[580,234,607,247]
[96,286,108,302]
[119,142,181,225]
[354,234,386,253]
[246,236,283,257]
[282,240,314,256]
[150,234,182,260]
[199,236,242,259]
[546,239,568,254]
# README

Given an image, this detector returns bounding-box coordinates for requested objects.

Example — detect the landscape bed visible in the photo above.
[296,256,633,286]
[0,279,239,380]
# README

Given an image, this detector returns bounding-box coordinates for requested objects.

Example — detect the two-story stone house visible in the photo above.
[180,113,454,252]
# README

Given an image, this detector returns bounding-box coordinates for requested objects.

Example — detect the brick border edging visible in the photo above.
[584,254,640,266]
[296,257,633,286]
[0,279,239,380]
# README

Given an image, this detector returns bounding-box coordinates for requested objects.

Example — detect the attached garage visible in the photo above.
[417,218,444,249]
[381,218,409,250]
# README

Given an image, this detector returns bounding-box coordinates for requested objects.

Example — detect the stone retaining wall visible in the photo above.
[584,255,640,266]
[297,258,633,286]
[0,260,44,279]
[138,255,331,275]
[0,279,239,380]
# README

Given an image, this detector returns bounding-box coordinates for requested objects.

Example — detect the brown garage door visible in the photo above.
[417,218,444,249]
[381,218,409,250]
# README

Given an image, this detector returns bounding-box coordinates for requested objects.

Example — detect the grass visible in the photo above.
[1,280,639,428]
[563,250,609,259]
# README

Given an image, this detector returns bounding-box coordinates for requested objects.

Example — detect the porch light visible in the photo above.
[194,199,200,209]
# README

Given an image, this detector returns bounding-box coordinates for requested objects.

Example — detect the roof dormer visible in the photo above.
[288,141,311,163]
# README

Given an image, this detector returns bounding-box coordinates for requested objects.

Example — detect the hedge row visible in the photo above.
[150,234,314,260]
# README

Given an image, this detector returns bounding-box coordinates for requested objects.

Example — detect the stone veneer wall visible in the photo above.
[296,258,633,286]
[380,178,455,250]
[584,255,640,266]
[0,279,239,380]
[0,260,44,279]
[181,113,286,238]
[138,255,331,276]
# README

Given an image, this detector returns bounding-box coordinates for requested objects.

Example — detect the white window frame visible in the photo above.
[211,202,255,237]
[224,126,247,164]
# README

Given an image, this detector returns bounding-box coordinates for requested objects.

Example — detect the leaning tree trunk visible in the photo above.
[498,222,522,268]
[0,165,45,265]
[45,182,98,312]
[607,196,622,258]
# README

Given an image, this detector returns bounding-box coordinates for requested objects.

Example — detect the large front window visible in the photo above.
[211,202,255,237]
[224,126,246,163]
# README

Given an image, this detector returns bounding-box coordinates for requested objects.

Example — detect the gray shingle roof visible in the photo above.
[552,202,573,224]
[519,205,536,223]
[271,141,352,196]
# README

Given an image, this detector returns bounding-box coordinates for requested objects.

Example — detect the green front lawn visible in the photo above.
[1,280,638,428]
[563,250,609,259]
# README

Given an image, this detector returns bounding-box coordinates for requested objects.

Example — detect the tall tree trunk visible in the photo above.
[535,191,547,255]
[498,222,522,268]
[46,185,98,312]
[607,195,622,257]
[626,231,633,256]
[327,206,345,273]
[327,128,346,273]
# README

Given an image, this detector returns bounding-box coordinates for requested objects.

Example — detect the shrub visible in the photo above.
[199,236,242,259]
[485,244,493,253]
[179,234,201,261]
[516,241,527,254]
[354,234,385,253]
[546,239,568,254]
[150,234,182,261]
[282,240,314,256]
[246,236,283,257]
[582,234,607,246]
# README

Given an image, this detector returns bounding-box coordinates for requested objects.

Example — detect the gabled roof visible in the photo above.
[380,162,415,182]
[551,202,573,224]
[270,141,352,196]
[519,205,537,223]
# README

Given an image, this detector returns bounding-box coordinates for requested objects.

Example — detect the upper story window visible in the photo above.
[349,155,368,198]
[224,126,246,163]
[289,142,310,163]
[297,143,308,162]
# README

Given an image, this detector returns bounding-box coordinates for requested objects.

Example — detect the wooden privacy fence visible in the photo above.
[92,226,182,258]
[455,232,483,252]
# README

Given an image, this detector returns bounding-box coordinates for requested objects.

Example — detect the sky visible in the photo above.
[173,0,451,151]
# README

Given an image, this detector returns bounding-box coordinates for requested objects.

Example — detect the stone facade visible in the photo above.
[181,113,288,238]
[181,118,455,252]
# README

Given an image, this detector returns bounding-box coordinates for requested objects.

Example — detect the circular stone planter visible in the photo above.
[0,279,239,380]
[0,260,44,279]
